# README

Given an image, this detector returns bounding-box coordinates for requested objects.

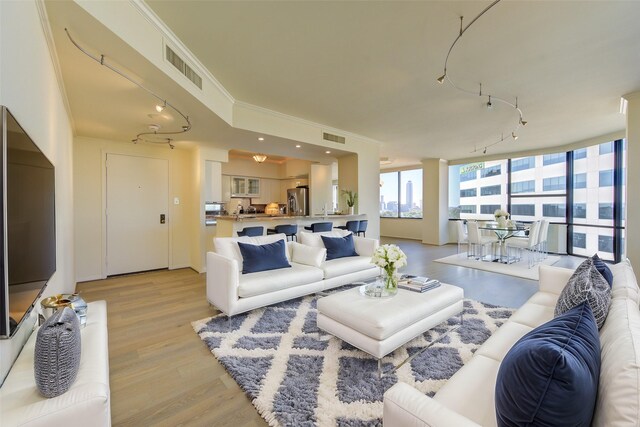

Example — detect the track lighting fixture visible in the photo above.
[435,0,528,154]
[65,29,191,150]
[512,132,518,141]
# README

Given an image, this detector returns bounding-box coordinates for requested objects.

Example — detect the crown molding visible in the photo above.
[35,0,76,134]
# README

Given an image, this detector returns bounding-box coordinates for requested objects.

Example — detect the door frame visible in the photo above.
[101,150,174,278]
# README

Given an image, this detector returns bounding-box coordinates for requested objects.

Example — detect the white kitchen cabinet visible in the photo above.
[230,176,260,198]
[253,178,280,204]
[221,175,231,203]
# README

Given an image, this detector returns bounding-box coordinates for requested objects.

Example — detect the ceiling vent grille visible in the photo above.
[323,132,346,144]
[165,45,202,90]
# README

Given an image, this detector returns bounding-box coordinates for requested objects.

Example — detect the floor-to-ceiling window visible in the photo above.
[380,168,423,218]
[447,140,626,261]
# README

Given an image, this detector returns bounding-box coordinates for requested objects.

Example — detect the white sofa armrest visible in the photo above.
[206,251,240,316]
[354,236,379,257]
[538,264,574,295]
[384,382,481,427]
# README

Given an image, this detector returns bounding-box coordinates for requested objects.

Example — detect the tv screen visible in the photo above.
[0,106,56,338]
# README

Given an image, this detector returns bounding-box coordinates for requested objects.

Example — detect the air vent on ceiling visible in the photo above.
[323,132,346,144]
[165,45,202,90]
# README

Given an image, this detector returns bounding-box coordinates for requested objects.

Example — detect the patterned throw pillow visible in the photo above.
[555,258,611,329]
[592,253,613,287]
[34,307,82,398]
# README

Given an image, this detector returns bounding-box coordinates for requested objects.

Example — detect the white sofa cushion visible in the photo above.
[290,242,326,267]
[298,229,350,248]
[322,256,377,280]
[593,296,640,425]
[214,234,289,272]
[238,262,324,298]
[434,354,501,426]
[610,259,640,303]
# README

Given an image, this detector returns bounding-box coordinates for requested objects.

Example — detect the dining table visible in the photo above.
[479,223,527,264]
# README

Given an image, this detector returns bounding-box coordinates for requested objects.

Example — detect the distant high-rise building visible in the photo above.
[380,195,386,210]
[406,180,414,209]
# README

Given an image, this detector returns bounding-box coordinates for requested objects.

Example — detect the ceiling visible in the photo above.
[46,1,640,165]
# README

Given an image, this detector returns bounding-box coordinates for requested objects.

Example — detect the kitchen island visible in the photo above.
[215,214,367,237]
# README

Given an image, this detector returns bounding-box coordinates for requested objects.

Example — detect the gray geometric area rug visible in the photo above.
[193,288,514,427]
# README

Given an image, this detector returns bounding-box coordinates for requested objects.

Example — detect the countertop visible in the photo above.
[215,213,366,222]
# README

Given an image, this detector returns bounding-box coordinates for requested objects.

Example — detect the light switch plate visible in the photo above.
[174,197,180,205]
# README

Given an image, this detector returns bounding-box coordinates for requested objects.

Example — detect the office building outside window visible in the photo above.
[448,140,625,261]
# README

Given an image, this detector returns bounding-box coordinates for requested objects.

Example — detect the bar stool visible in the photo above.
[356,220,368,237]
[304,222,333,233]
[237,226,264,237]
[335,220,359,233]
[267,224,298,241]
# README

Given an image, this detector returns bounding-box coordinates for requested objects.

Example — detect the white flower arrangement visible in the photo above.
[371,244,407,271]
[494,209,510,218]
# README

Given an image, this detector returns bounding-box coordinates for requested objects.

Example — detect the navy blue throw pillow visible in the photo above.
[495,302,600,427]
[592,253,613,288]
[321,234,359,260]
[237,239,291,274]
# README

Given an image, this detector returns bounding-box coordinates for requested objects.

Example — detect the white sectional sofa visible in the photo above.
[0,301,111,427]
[384,260,640,426]
[207,231,380,316]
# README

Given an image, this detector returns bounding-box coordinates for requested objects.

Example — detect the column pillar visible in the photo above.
[623,92,640,268]
[421,158,449,245]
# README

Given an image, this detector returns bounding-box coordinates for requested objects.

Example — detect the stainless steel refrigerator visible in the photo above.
[287,187,309,216]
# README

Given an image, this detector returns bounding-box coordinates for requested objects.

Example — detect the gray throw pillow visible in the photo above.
[554,258,611,329]
[34,307,82,398]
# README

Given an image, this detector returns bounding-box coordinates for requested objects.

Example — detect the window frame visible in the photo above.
[379,168,423,219]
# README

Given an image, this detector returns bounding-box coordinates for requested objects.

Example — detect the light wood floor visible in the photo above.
[77,239,583,426]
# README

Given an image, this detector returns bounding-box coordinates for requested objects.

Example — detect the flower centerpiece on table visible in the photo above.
[371,244,407,290]
[494,208,510,227]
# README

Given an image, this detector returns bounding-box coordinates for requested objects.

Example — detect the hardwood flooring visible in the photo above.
[77,239,583,426]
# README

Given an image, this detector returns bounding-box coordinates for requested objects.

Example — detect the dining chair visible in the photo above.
[537,219,550,259]
[506,221,540,268]
[466,221,496,261]
[455,221,469,255]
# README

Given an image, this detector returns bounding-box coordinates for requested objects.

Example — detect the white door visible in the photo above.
[106,154,169,276]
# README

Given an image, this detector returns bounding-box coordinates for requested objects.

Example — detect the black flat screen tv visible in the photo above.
[0,106,56,338]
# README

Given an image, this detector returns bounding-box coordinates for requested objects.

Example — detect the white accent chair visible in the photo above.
[506,221,540,268]
[466,221,496,261]
[537,219,550,259]
[456,221,469,255]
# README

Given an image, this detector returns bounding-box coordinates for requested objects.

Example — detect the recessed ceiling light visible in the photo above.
[258,137,265,141]
[295,144,301,148]
[325,151,331,154]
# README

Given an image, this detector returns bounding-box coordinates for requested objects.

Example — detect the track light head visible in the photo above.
[483,147,487,154]
[437,72,446,84]
[512,132,518,141]
[520,118,528,126]
[155,101,166,113]
[486,95,493,109]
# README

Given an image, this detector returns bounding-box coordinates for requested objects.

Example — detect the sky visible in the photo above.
[380,169,422,205]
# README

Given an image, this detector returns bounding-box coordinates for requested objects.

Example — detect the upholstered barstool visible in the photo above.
[267,224,298,241]
[356,220,368,237]
[335,220,360,233]
[237,226,264,237]
[304,222,333,233]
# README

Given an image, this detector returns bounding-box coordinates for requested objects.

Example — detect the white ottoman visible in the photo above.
[317,283,464,362]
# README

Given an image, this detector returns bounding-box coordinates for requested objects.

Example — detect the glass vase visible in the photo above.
[384,268,398,293]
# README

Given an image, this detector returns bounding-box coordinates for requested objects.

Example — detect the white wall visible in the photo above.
[422,159,449,245]
[624,92,640,268]
[380,218,423,240]
[0,0,75,382]
[309,164,333,215]
[221,157,282,179]
[74,137,197,281]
